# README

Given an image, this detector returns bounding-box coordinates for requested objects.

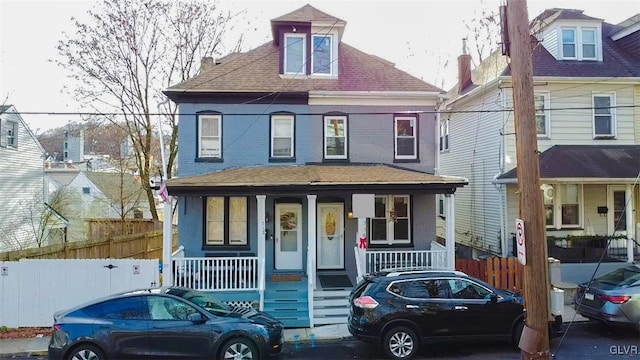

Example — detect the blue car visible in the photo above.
[48,286,283,360]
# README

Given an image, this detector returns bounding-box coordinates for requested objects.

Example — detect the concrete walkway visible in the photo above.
[0,305,587,358]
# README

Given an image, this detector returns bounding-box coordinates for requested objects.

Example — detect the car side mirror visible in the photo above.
[188,312,206,324]
[489,294,498,304]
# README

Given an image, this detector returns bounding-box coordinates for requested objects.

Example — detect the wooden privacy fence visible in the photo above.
[0,229,178,261]
[456,257,524,294]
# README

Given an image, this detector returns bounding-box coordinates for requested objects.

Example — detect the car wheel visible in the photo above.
[383,326,419,360]
[512,320,525,346]
[67,344,106,360]
[220,337,258,360]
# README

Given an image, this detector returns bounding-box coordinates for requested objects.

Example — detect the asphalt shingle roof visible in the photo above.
[498,145,640,180]
[271,4,345,23]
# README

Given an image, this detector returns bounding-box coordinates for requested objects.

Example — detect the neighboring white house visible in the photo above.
[438,9,640,261]
[46,169,153,242]
[0,105,65,251]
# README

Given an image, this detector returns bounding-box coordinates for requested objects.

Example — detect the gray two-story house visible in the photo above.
[165,4,467,327]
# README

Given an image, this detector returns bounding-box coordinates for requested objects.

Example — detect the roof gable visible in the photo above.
[271,4,345,24]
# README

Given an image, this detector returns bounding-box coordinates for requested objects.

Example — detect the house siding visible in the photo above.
[539,26,559,59]
[0,110,45,250]
[635,85,640,144]
[439,88,504,254]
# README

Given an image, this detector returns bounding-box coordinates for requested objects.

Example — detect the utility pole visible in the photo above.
[504,1,551,359]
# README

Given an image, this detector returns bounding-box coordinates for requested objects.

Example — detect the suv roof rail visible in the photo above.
[381,268,468,277]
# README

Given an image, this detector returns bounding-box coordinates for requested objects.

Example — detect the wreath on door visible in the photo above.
[280,212,297,234]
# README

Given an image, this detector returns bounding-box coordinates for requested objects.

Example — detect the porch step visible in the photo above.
[312,289,350,326]
[263,279,309,328]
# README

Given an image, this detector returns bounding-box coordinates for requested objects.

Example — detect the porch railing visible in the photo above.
[172,257,259,291]
[366,249,448,273]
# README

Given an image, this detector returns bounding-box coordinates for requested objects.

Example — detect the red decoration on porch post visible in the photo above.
[359,236,368,249]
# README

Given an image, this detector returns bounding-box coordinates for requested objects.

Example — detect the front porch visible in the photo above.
[171,247,448,327]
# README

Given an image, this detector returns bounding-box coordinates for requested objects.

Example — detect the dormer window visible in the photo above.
[312,34,332,75]
[284,34,306,75]
[561,27,599,60]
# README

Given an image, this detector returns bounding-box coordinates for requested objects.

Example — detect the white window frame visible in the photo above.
[439,118,449,152]
[369,195,411,246]
[284,33,306,75]
[198,114,222,158]
[206,196,248,246]
[394,116,417,160]
[534,92,551,138]
[581,28,597,60]
[271,114,295,158]
[312,34,333,76]
[544,184,583,229]
[6,121,17,148]
[592,93,616,138]
[561,28,577,59]
[437,195,445,217]
[323,115,347,159]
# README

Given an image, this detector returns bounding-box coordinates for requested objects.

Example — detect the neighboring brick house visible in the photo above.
[438,9,640,261]
[165,5,466,327]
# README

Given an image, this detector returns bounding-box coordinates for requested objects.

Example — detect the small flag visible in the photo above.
[158,182,169,202]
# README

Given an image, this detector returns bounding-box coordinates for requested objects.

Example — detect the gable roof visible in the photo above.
[167,163,467,195]
[497,145,640,182]
[85,172,147,203]
[47,169,81,186]
[165,42,442,97]
[0,104,45,153]
[271,4,345,24]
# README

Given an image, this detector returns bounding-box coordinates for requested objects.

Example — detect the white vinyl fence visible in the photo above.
[0,259,159,327]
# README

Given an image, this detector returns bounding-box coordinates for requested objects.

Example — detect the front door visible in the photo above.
[317,203,345,269]
[608,186,631,249]
[275,203,303,270]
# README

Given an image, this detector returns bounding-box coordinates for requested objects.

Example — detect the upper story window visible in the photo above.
[2,121,17,148]
[284,34,306,75]
[593,93,616,138]
[206,196,248,247]
[534,92,551,138]
[394,116,417,160]
[370,195,411,246]
[82,187,91,194]
[271,114,295,159]
[312,34,332,75]
[561,27,599,60]
[198,114,222,159]
[324,115,347,159]
[439,118,449,152]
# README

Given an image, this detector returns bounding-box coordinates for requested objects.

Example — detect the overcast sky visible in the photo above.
[1,0,638,133]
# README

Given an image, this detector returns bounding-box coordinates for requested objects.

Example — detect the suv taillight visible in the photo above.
[354,296,379,309]
[599,295,631,304]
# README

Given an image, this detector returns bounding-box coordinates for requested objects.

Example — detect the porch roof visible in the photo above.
[496,145,640,183]
[167,163,468,195]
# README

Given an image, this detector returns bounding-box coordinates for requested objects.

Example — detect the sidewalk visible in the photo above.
[0,304,587,358]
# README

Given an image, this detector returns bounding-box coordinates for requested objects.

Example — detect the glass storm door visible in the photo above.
[275,203,303,270]
[317,203,344,269]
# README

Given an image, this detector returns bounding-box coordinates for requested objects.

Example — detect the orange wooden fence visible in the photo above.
[456,257,524,294]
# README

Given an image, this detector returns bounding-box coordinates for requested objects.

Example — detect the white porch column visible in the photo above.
[306,194,317,328]
[256,195,266,310]
[162,198,173,286]
[626,185,635,263]
[445,194,456,270]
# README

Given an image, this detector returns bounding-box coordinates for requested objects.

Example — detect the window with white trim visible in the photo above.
[534,93,550,138]
[437,195,445,217]
[284,34,306,75]
[206,196,248,246]
[198,114,221,158]
[312,34,332,75]
[324,115,347,159]
[561,27,599,60]
[271,114,294,158]
[439,118,449,151]
[2,121,17,148]
[593,94,615,138]
[370,195,411,245]
[394,116,417,159]
[543,184,583,229]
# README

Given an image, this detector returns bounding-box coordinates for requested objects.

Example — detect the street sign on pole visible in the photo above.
[516,219,526,265]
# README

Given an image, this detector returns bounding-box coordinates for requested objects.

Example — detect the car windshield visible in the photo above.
[168,289,233,315]
[594,267,640,287]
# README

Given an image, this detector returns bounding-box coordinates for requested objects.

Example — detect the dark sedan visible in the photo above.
[48,286,283,360]
[574,264,640,330]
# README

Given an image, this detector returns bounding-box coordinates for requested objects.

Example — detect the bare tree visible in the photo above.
[463,4,501,67]
[56,0,244,219]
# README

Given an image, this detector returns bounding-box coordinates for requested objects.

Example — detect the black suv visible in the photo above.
[348,269,547,360]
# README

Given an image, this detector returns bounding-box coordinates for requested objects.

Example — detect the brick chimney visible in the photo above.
[199,57,215,74]
[457,38,472,94]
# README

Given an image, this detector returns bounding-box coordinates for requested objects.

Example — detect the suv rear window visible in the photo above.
[352,279,375,298]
